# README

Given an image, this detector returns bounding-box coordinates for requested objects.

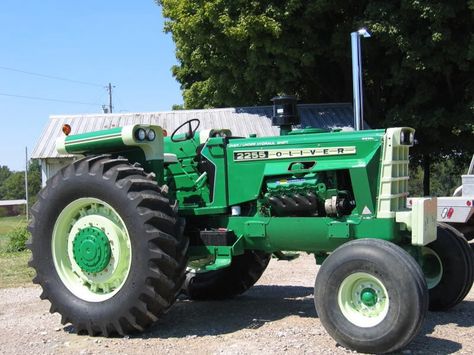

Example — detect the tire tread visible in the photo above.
[28,155,188,336]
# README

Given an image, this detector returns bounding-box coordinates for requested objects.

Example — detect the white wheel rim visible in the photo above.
[337,272,390,328]
[52,198,132,302]
[420,246,443,289]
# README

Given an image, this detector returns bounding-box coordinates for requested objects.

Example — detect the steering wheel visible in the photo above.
[170,119,201,142]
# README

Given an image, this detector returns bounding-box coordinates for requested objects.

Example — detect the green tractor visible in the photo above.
[28,97,473,353]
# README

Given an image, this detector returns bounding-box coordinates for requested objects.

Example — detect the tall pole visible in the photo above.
[108,82,113,113]
[25,146,29,221]
[351,28,371,131]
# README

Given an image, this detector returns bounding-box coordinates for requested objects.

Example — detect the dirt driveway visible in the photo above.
[1,254,473,354]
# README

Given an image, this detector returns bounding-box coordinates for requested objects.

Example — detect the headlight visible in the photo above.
[147,129,156,141]
[400,129,414,145]
[135,128,146,141]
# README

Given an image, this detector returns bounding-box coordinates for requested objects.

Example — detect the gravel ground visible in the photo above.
[0,253,473,355]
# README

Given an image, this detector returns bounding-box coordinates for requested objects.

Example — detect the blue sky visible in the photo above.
[0,0,182,171]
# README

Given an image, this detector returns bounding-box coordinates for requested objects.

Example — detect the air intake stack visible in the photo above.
[271,95,299,136]
[351,28,371,131]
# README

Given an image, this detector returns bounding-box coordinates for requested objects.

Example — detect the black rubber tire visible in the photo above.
[426,223,474,311]
[184,250,271,300]
[314,239,428,354]
[27,155,188,336]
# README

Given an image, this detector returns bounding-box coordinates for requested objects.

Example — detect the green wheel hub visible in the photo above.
[52,198,132,302]
[73,227,111,273]
[360,288,378,307]
[338,272,389,328]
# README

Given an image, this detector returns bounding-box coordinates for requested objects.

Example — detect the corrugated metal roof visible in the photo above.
[32,103,355,159]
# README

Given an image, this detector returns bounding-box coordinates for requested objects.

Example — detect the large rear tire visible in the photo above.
[421,223,474,311]
[184,250,271,300]
[28,155,188,336]
[314,239,428,354]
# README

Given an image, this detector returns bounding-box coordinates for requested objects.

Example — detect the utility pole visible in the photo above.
[107,82,115,113]
[25,146,29,221]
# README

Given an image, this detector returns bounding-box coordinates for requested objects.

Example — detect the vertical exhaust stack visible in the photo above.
[271,95,299,136]
[351,28,371,131]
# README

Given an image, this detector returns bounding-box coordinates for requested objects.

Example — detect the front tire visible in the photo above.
[28,155,188,336]
[314,239,428,354]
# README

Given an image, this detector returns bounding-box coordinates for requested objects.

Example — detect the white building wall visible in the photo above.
[40,158,74,187]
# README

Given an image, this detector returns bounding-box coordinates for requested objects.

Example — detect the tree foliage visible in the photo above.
[362,0,474,159]
[26,160,42,205]
[409,158,468,196]
[0,173,25,201]
[0,161,41,204]
[0,166,12,193]
[158,0,474,166]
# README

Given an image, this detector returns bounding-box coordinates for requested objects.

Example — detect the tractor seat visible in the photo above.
[199,129,232,144]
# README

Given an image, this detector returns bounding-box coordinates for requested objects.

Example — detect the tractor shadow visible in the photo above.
[140,286,473,354]
[405,300,474,354]
[144,285,315,338]
[57,286,472,354]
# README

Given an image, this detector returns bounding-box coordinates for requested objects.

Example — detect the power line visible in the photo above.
[113,91,128,113]
[0,65,103,87]
[0,92,102,106]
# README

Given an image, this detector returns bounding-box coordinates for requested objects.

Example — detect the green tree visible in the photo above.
[27,160,42,205]
[171,104,185,110]
[409,158,468,197]
[362,1,474,194]
[158,0,474,194]
[0,165,12,199]
[0,172,25,200]
[0,161,41,203]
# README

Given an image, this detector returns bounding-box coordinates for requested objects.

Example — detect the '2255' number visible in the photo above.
[234,151,268,161]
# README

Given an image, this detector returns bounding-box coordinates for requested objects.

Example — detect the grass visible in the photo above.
[0,215,27,234]
[0,215,34,288]
[0,250,34,288]
[0,215,28,250]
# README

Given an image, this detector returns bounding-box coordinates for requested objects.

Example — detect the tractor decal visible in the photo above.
[233,146,356,161]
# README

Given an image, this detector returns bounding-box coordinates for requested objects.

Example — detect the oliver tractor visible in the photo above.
[28,97,473,354]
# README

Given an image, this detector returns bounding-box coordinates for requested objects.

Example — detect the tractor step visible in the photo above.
[190,229,237,246]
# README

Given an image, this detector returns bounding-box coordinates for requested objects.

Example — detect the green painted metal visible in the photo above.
[360,288,378,307]
[57,124,165,184]
[51,198,132,302]
[72,226,112,273]
[226,129,384,206]
[187,236,244,271]
[337,272,389,328]
[59,127,123,153]
[223,215,402,253]
[56,123,437,272]
[288,128,328,135]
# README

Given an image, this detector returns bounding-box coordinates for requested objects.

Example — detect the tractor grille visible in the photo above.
[376,128,412,218]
